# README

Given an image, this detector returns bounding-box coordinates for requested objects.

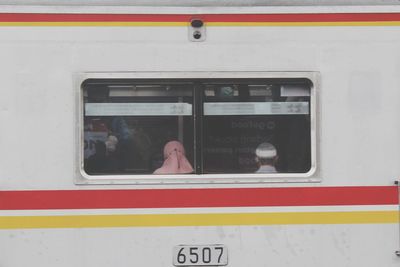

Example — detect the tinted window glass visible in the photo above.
[83,81,194,175]
[82,78,312,176]
[202,82,311,174]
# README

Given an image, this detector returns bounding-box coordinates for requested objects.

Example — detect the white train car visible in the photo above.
[0,1,399,266]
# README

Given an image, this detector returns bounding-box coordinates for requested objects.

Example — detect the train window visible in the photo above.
[202,83,311,174]
[83,82,194,175]
[80,76,315,180]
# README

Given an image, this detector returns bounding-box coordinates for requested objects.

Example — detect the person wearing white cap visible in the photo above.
[255,142,278,173]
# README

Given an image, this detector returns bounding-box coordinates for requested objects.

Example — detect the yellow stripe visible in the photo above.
[0,21,400,27]
[0,211,397,229]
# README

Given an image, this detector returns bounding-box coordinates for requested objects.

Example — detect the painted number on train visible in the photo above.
[173,245,228,266]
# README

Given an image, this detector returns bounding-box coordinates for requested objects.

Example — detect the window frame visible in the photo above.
[75,72,319,185]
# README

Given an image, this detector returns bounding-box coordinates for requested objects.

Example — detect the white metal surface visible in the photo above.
[0,3,399,267]
[0,225,398,267]
[1,0,400,6]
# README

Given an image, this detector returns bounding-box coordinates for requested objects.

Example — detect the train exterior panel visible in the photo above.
[0,2,399,267]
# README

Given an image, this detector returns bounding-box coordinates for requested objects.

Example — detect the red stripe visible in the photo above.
[203,13,400,23]
[0,186,397,210]
[0,13,400,23]
[0,13,191,22]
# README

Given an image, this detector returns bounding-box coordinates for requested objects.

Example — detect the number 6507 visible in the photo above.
[173,245,228,266]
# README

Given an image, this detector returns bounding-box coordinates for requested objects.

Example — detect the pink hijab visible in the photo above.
[153,141,194,174]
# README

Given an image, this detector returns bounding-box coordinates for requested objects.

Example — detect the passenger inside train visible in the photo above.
[153,140,194,174]
[82,79,311,175]
[254,142,278,173]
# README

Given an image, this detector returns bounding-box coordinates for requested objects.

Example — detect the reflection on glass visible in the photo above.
[82,79,312,176]
[83,82,194,175]
[202,83,311,174]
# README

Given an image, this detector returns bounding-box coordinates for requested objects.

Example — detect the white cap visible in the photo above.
[255,142,277,159]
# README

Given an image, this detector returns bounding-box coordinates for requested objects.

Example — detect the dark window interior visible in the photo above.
[82,78,312,175]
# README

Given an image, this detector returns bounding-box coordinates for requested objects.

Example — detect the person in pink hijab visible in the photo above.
[153,140,194,174]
